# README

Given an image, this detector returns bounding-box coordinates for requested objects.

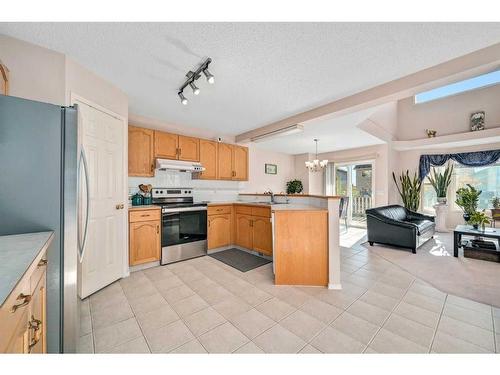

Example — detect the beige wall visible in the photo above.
[0,34,65,104]
[397,84,500,141]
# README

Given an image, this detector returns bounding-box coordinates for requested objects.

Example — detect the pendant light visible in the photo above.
[305,139,328,172]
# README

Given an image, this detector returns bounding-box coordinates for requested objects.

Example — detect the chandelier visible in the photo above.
[305,139,328,172]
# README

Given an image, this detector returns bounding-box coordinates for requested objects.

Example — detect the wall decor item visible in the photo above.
[265,163,277,174]
[0,60,9,95]
[425,129,437,138]
[470,111,485,131]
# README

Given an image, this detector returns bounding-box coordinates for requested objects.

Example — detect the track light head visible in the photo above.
[189,81,200,95]
[203,68,215,84]
[178,92,188,105]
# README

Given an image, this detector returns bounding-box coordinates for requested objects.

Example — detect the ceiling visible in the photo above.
[251,106,386,155]
[1,23,500,136]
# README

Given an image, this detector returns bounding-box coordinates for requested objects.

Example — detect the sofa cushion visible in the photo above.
[406,219,434,234]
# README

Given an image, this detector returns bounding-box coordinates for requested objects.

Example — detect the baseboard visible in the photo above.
[328,283,342,290]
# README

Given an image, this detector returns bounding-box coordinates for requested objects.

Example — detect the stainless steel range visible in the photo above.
[152,188,207,265]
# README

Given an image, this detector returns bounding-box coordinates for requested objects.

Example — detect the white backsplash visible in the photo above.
[128,169,243,203]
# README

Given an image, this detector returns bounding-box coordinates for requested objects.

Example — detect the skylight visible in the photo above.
[414,70,500,104]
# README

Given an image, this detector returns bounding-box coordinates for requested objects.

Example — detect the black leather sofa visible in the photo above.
[365,205,435,254]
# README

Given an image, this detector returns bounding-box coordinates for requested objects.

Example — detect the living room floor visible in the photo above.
[78,244,500,354]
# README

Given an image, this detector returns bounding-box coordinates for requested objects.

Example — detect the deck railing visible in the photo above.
[352,196,372,216]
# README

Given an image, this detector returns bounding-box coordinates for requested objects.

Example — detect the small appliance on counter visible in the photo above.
[131,193,143,206]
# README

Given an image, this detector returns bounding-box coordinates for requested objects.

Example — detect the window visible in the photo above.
[422,161,500,211]
[415,70,500,104]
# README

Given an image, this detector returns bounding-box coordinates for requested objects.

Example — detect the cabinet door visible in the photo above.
[217,143,233,180]
[128,126,154,176]
[199,139,218,180]
[232,145,248,181]
[129,220,161,266]
[154,131,178,159]
[4,310,29,353]
[208,214,232,249]
[28,274,46,353]
[252,216,273,256]
[178,135,200,161]
[235,214,253,249]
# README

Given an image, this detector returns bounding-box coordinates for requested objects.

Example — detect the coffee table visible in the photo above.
[453,225,500,257]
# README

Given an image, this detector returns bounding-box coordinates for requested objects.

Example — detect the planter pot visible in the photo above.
[437,197,447,204]
[463,213,471,222]
[472,224,479,230]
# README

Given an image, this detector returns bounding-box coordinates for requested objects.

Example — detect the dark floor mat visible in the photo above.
[209,248,271,272]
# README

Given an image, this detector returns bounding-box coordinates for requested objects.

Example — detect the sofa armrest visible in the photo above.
[406,209,435,222]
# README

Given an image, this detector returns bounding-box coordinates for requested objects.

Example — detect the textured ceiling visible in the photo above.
[1,23,500,136]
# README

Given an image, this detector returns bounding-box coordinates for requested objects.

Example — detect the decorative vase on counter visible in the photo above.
[132,193,143,206]
[463,213,471,222]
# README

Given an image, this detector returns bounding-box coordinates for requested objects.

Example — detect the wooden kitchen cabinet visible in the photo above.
[27,275,46,354]
[232,145,248,181]
[154,130,178,159]
[129,208,161,266]
[217,143,234,180]
[216,143,249,181]
[128,126,155,177]
[178,135,200,161]
[199,139,218,180]
[252,216,273,256]
[235,213,254,249]
[208,214,232,249]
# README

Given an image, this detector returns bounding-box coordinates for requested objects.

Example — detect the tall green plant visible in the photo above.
[392,170,422,211]
[428,163,454,198]
[455,184,481,215]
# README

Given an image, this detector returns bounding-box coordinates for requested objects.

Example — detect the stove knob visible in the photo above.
[160,190,163,194]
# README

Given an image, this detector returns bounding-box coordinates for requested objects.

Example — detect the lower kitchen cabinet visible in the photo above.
[129,208,161,266]
[235,213,253,249]
[252,216,273,256]
[208,214,232,249]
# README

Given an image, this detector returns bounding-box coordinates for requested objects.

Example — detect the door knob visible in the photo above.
[116,203,124,210]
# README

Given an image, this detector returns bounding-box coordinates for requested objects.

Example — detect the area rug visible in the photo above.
[363,233,500,307]
[209,248,271,272]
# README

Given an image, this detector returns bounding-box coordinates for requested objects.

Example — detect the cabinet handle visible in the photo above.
[157,225,159,234]
[28,315,42,351]
[140,214,149,217]
[10,293,32,313]
[38,259,48,267]
[151,164,154,172]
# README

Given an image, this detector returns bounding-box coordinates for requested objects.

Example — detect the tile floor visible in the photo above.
[77,241,500,354]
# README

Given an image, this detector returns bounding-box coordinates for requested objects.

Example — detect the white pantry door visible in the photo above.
[77,100,126,298]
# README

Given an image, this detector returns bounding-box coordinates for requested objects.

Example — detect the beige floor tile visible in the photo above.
[496,333,500,353]
[495,317,500,334]
[92,303,134,329]
[94,318,142,352]
[144,320,194,353]
[212,296,252,319]
[170,339,208,353]
[119,271,147,288]
[331,312,379,345]
[80,314,92,336]
[316,289,359,310]
[493,306,500,318]
[310,326,365,353]
[443,302,493,331]
[437,315,495,351]
[90,288,128,313]
[347,299,391,326]
[152,275,184,292]
[299,344,322,353]
[128,292,169,315]
[236,286,273,306]
[344,274,377,289]
[403,291,444,313]
[392,301,440,329]
[161,284,195,304]
[229,309,275,339]
[255,297,296,322]
[143,266,174,281]
[446,294,491,314]
[172,294,209,317]
[77,334,94,353]
[196,285,234,305]
[184,276,217,292]
[198,322,249,353]
[383,314,434,348]
[253,324,306,353]
[369,281,407,299]
[272,287,311,308]
[183,307,227,337]
[378,274,414,290]
[80,298,91,318]
[122,281,158,301]
[234,341,265,353]
[177,269,206,283]
[432,332,491,353]
[369,328,427,353]
[299,298,343,324]
[352,268,383,281]
[136,305,179,333]
[363,347,378,353]
[359,291,400,312]
[108,336,150,353]
[279,310,326,342]
[409,282,446,301]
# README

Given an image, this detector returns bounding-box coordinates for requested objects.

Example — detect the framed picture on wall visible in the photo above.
[265,163,277,175]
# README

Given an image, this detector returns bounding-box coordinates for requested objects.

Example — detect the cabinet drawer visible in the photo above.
[0,276,31,352]
[251,206,271,218]
[235,205,252,215]
[208,205,232,215]
[129,209,161,223]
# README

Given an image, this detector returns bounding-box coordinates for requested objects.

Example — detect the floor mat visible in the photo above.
[209,248,271,272]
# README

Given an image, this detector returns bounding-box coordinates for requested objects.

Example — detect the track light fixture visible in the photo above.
[177,58,214,105]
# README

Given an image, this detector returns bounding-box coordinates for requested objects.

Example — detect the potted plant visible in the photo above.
[455,184,481,222]
[469,210,490,230]
[392,170,422,212]
[491,197,500,225]
[286,179,303,194]
[427,163,454,204]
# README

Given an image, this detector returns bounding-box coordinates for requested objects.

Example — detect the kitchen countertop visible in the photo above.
[207,201,327,212]
[128,205,161,211]
[0,231,54,308]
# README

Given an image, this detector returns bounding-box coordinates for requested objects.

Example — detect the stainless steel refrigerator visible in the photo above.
[0,94,84,353]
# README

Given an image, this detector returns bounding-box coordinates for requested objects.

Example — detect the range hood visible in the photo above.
[156,159,205,172]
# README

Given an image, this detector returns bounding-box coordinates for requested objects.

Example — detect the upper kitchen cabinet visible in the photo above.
[128,126,154,177]
[217,143,234,180]
[199,139,218,180]
[232,145,248,181]
[178,135,200,161]
[154,130,178,159]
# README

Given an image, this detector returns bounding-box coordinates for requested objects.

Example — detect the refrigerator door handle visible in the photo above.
[77,147,90,263]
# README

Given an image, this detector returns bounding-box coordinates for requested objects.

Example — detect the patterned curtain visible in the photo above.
[419,149,500,181]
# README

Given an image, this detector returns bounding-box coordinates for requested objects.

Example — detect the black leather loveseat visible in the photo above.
[365,205,435,254]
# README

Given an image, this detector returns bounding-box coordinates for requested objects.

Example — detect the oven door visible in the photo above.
[162,207,207,247]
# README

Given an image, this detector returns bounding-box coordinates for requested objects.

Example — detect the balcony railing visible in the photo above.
[352,196,372,216]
